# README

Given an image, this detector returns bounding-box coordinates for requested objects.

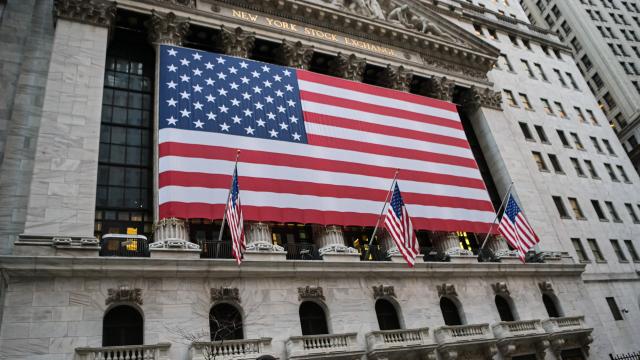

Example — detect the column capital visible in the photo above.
[280,39,314,70]
[329,52,366,82]
[246,222,284,252]
[425,76,455,102]
[150,218,200,249]
[313,225,357,256]
[145,10,190,46]
[382,64,413,92]
[461,85,503,111]
[54,0,116,28]
[220,26,256,58]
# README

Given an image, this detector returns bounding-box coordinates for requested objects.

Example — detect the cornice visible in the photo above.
[0,255,586,279]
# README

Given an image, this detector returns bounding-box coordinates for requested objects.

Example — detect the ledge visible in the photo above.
[0,254,586,279]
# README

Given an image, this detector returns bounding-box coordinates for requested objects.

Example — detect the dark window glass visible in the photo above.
[300,302,328,335]
[375,299,401,330]
[542,294,561,318]
[210,303,243,341]
[440,297,462,326]
[495,295,515,321]
[606,297,624,320]
[103,305,143,346]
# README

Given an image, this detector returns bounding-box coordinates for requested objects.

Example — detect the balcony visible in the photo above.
[200,240,234,259]
[366,328,437,360]
[285,242,321,260]
[190,338,273,360]
[286,333,365,360]
[542,316,593,355]
[99,234,149,257]
[360,243,391,262]
[74,343,170,360]
[492,320,549,357]
[435,324,497,359]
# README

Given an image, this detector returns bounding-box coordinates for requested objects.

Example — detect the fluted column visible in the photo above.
[280,39,314,69]
[328,52,366,82]
[432,232,472,256]
[424,76,455,102]
[220,26,255,58]
[145,11,190,46]
[245,222,284,252]
[381,64,412,92]
[313,225,357,257]
[150,218,198,249]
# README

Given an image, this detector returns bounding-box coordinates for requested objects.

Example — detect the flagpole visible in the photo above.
[217,150,241,243]
[479,181,514,250]
[365,169,400,260]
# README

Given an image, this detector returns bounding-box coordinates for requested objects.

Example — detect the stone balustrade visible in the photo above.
[435,323,493,344]
[190,338,273,360]
[492,319,546,339]
[542,316,586,333]
[366,328,436,360]
[75,343,171,360]
[286,332,365,359]
[435,323,497,359]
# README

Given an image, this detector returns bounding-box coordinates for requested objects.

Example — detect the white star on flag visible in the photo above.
[192,52,202,60]
[230,98,241,107]
[245,126,255,135]
[193,84,203,93]
[287,99,296,107]
[192,68,202,76]
[241,92,251,100]
[205,78,215,86]
[220,122,230,131]
[180,74,190,82]
[206,112,216,120]
[166,116,178,125]
[229,66,238,74]
[167,48,177,56]
[180,58,190,66]
[283,69,291,76]
[279,122,289,130]
[216,56,225,64]
[193,101,203,110]
[256,119,266,127]
[217,72,227,80]
[167,64,177,72]
[232,115,242,124]
[261,65,270,72]
[167,80,177,89]
[218,105,229,113]
[292,132,301,141]
[239,61,248,69]
[205,62,214,70]
[205,94,216,102]
[230,82,240,90]
[243,109,253,117]
[193,119,204,128]
[289,115,298,123]
[180,108,190,117]
[179,91,190,99]
[273,74,282,82]
[269,129,279,138]
[166,98,177,107]
[254,102,264,110]
[218,88,228,96]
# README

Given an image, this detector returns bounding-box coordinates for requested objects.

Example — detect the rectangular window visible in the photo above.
[509,35,519,46]
[548,154,563,173]
[592,200,608,221]
[534,125,549,143]
[604,163,619,181]
[624,240,640,261]
[625,203,639,223]
[519,122,534,140]
[602,139,615,155]
[534,63,548,81]
[519,93,533,110]
[572,238,590,262]
[555,102,568,118]
[610,239,628,262]
[606,297,624,320]
[541,98,554,115]
[570,158,586,177]
[617,165,630,183]
[587,238,606,261]
[554,69,567,86]
[566,72,580,90]
[557,130,571,147]
[488,28,499,40]
[533,151,549,171]
[571,133,584,150]
[499,54,514,71]
[553,196,570,218]
[586,109,599,125]
[521,60,536,78]
[473,24,484,36]
[575,107,586,123]
[584,160,599,178]
[569,197,586,219]
[504,90,518,107]
[605,201,622,222]
[590,137,603,153]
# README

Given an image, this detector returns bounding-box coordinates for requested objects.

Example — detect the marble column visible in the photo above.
[220,26,255,58]
[313,225,358,258]
[21,0,115,239]
[432,232,473,256]
[150,218,198,249]
[280,39,314,69]
[328,52,366,82]
[486,234,519,257]
[245,222,284,252]
[381,64,413,92]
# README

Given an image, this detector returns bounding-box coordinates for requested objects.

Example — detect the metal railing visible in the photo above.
[285,243,321,260]
[100,234,149,257]
[610,352,640,360]
[200,240,234,259]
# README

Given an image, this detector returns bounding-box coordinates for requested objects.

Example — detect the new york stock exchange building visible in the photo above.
[2,0,640,359]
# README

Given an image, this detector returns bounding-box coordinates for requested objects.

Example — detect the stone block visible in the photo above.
[321,252,361,262]
[149,248,201,259]
[244,250,288,261]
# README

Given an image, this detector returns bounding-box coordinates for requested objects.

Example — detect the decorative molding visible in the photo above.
[491,282,510,296]
[538,281,554,293]
[318,244,358,256]
[158,0,196,7]
[436,283,457,297]
[106,287,143,305]
[280,39,314,69]
[381,64,412,92]
[210,287,241,303]
[461,85,503,111]
[146,11,190,45]
[372,285,396,299]
[421,55,489,82]
[424,76,454,102]
[298,286,324,301]
[54,0,116,28]
[328,52,366,81]
[220,26,256,58]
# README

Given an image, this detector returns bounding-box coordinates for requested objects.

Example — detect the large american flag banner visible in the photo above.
[497,194,540,262]
[158,45,497,233]
[384,182,420,266]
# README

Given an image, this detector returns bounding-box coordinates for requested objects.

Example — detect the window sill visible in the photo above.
[591,176,601,180]
[613,220,623,223]
[595,260,608,264]
[624,181,633,184]
[539,169,551,173]
[560,216,572,220]
[579,260,591,264]
[618,260,630,263]
[599,218,610,222]
[541,141,551,145]
[554,171,565,175]
[563,145,573,149]
[576,217,588,221]
[577,174,588,178]
[525,108,535,112]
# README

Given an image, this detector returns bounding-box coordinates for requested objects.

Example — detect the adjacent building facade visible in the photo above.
[0,0,638,359]
[519,0,640,174]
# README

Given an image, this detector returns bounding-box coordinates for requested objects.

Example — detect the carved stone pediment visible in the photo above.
[106,287,143,305]
[491,282,510,296]
[538,281,554,293]
[372,285,396,299]
[210,287,241,303]
[436,283,457,297]
[298,286,325,301]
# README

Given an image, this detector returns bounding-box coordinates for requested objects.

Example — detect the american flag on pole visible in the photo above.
[158,45,497,233]
[227,165,245,264]
[497,194,540,262]
[384,182,420,266]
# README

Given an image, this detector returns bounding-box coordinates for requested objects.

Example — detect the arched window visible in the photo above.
[103,305,143,346]
[375,299,401,330]
[440,297,462,326]
[299,301,328,335]
[495,295,516,322]
[542,294,562,318]
[210,303,243,341]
